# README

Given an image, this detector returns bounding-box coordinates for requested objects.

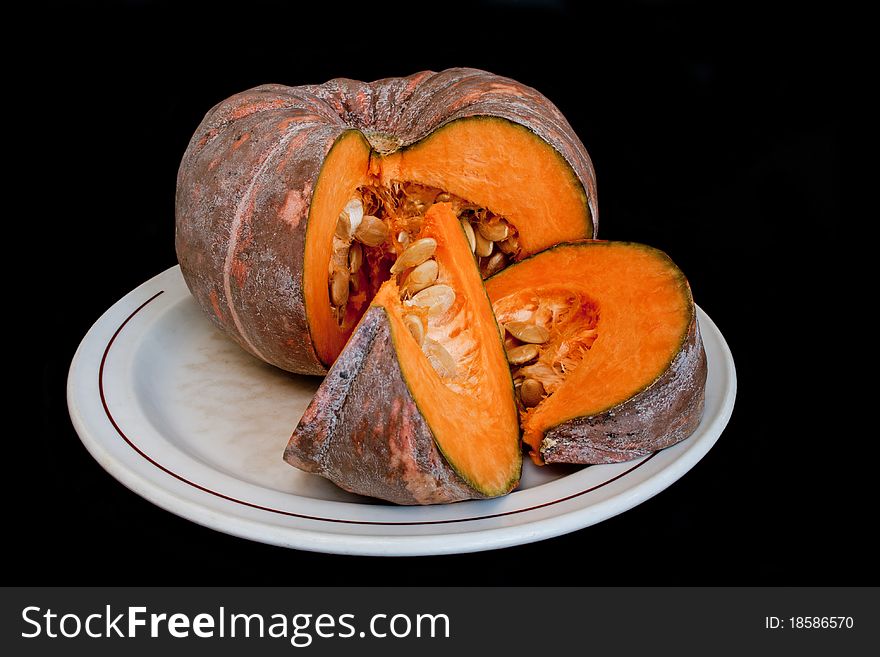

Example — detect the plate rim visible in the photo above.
[68,265,737,556]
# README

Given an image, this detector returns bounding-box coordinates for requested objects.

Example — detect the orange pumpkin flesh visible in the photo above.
[486,242,707,465]
[286,203,521,503]
[305,130,372,366]
[378,118,591,256]
[305,117,593,369]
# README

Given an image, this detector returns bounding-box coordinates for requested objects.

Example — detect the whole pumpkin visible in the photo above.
[175,67,598,375]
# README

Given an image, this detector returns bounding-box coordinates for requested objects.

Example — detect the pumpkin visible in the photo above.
[177,69,705,505]
[485,241,708,465]
[175,67,597,375]
[284,203,521,504]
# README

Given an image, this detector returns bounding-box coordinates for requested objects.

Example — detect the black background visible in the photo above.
[22,1,855,584]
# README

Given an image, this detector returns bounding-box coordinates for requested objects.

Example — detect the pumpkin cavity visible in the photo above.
[328,181,522,386]
[492,288,600,413]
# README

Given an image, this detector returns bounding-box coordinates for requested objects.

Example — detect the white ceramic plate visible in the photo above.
[68,266,736,556]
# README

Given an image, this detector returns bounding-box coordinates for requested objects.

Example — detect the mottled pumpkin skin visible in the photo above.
[175,68,598,374]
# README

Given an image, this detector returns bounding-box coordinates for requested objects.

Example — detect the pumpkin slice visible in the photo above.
[485,241,708,465]
[176,69,596,375]
[284,203,521,504]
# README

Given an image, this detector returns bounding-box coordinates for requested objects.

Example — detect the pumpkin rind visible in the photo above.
[176,68,597,374]
[175,89,350,374]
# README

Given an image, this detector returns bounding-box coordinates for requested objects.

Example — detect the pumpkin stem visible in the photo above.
[363,130,402,155]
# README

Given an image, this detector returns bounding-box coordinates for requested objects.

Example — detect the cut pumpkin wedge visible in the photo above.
[285,204,521,504]
[485,241,708,465]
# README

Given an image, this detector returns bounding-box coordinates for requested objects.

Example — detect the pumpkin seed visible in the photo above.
[497,235,519,255]
[459,218,476,253]
[504,335,521,351]
[335,211,351,239]
[404,259,439,295]
[348,242,363,274]
[474,230,494,257]
[520,378,545,407]
[353,214,389,247]
[391,237,437,274]
[505,321,550,344]
[477,220,509,242]
[480,252,507,278]
[344,197,364,234]
[516,361,556,381]
[435,192,452,203]
[330,237,349,271]
[405,284,455,317]
[330,267,350,307]
[404,314,425,346]
[506,343,540,366]
[423,338,457,378]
